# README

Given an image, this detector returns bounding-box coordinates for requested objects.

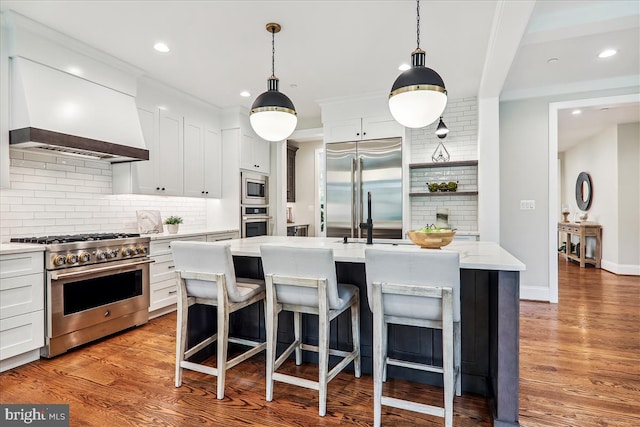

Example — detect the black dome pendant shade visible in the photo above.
[249,22,297,142]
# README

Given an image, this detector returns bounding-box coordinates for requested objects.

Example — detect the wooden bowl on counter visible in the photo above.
[407,229,456,249]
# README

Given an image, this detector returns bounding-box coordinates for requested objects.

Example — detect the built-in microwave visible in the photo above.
[241,172,268,205]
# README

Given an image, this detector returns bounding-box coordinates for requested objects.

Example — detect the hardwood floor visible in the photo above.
[1,258,638,426]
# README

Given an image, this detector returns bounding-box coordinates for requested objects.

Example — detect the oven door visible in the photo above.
[242,216,270,238]
[45,258,152,357]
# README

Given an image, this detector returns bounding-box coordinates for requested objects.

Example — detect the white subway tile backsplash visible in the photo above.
[1,149,208,241]
[407,97,479,233]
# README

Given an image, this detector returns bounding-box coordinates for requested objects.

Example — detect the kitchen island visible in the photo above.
[188,236,525,427]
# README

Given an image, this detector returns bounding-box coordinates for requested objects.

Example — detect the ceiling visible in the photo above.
[1,1,638,142]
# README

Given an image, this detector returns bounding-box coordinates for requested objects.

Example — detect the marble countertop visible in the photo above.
[220,236,525,272]
[143,229,239,240]
[0,243,46,255]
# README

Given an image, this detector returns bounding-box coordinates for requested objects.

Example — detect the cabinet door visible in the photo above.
[324,118,362,143]
[240,129,257,171]
[130,106,158,194]
[203,127,222,198]
[158,110,184,196]
[287,145,297,202]
[362,115,402,140]
[254,138,271,174]
[183,118,205,198]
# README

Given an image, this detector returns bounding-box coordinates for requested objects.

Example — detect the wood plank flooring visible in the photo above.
[1,257,638,426]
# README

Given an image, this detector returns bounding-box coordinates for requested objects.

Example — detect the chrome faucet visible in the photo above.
[359,192,373,245]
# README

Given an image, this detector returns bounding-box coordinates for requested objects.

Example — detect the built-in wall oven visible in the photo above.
[241,206,270,238]
[242,171,268,206]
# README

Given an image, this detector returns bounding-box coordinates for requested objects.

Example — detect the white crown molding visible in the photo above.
[138,75,221,112]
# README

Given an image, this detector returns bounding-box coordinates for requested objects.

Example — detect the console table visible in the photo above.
[558,222,602,268]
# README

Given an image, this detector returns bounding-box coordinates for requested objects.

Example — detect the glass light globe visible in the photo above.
[250,110,297,142]
[388,90,447,129]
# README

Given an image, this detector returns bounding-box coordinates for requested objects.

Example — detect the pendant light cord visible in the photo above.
[271,27,276,77]
[416,0,420,50]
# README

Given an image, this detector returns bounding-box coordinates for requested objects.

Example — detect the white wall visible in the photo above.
[499,88,639,301]
[289,139,323,236]
[616,123,639,271]
[563,127,619,264]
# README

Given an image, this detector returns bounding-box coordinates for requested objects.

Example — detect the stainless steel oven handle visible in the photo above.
[50,259,155,280]
[242,216,272,220]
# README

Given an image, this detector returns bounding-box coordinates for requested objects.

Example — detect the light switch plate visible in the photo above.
[520,200,535,210]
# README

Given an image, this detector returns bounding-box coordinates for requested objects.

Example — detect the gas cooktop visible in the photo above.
[11,233,141,245]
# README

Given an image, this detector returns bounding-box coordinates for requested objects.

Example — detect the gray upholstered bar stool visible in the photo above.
[171,241,266,399]
[260,245,361,416]
[365,248,461,427]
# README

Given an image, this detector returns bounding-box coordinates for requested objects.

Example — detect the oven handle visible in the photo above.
[242,215,272,221]
[50,259,155,280]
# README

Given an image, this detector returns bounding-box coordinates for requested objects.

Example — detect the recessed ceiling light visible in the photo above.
[398,63,410,71]
[154,42,170,53]
[598,49,617,59]
[546,57,559,64]
[66,66,83,76]
[571,109,582,115]
[290,83,298,89]
[240,91,251,97]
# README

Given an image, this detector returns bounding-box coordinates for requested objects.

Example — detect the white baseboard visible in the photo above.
[0,349,40,373]
[520,284,551,302]
[601,260,640,276]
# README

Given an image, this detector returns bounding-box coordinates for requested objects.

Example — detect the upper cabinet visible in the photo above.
[184,118,222,198]
[286,144,298,202]
[324,115,401,143]
[240,126,271,174]
[113,106,222,198]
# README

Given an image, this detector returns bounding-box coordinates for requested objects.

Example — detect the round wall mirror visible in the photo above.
[575,172,592,211]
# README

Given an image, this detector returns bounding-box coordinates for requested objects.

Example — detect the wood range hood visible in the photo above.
[9,57,149,163]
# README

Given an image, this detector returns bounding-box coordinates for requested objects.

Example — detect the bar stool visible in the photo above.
[259,245,361,416]
[171,241,266,399]
[365,248,461,427]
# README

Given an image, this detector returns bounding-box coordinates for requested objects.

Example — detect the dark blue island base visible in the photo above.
[187,256,520,427]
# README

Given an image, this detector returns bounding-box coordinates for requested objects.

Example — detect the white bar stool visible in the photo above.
[365,248,461,427]
[171,241,266,399]
[260,245,361,416]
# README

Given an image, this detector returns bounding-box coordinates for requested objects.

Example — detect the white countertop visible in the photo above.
[143,228,239,240]
[0,243,46,255]
[221,236,525,272]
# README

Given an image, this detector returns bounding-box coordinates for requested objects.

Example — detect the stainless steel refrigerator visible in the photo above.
[325,138,402,239]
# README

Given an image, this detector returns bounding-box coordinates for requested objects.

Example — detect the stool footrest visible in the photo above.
[387,357,444,374]
[184,335,217,359]
[381,396,445,418]
[226,342,266,370]
[180,360,219,377]
[273,372,320,391]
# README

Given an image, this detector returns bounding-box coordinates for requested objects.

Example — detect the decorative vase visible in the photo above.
[166,224,179,234]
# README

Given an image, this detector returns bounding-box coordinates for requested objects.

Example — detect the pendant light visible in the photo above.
[435,116,449,138]
[388,0,447,128]
[250,23,297,142]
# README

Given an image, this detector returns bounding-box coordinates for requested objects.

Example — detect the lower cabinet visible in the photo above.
[0,251,45,372]
[148,231,239,317]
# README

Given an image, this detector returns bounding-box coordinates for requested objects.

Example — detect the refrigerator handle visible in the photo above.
[351,158,356,238]
[358,157,364,238]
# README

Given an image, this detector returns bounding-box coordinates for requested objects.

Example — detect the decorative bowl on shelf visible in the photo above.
[407,229,456,249]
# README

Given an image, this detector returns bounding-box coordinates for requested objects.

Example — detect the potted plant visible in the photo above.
[163,215,183,234]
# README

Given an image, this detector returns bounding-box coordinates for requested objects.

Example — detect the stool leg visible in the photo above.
[294,311,302,365]
[443,291,454,427]
[265,297,278,402]
[382,321,388,382]
[372,283,383,427]
[318,309,330,416]
[217,303,229,400]
[454,322,462,396]
[175,294,188,388]
[351,292,361,378]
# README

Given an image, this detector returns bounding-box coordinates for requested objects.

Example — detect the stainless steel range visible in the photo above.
[11,233,152,357]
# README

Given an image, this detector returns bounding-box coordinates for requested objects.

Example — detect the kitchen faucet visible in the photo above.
[360,192,373,245]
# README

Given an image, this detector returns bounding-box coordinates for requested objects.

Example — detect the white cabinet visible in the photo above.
[241,127,271,174]
[184,118,222,198]
[324,115,401,143]
[148,230,239,317]
[113,108,222,198]
[0,251,45,372]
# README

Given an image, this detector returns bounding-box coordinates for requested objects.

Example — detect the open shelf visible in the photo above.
[409,191,479,197]
[409,160,478,169]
